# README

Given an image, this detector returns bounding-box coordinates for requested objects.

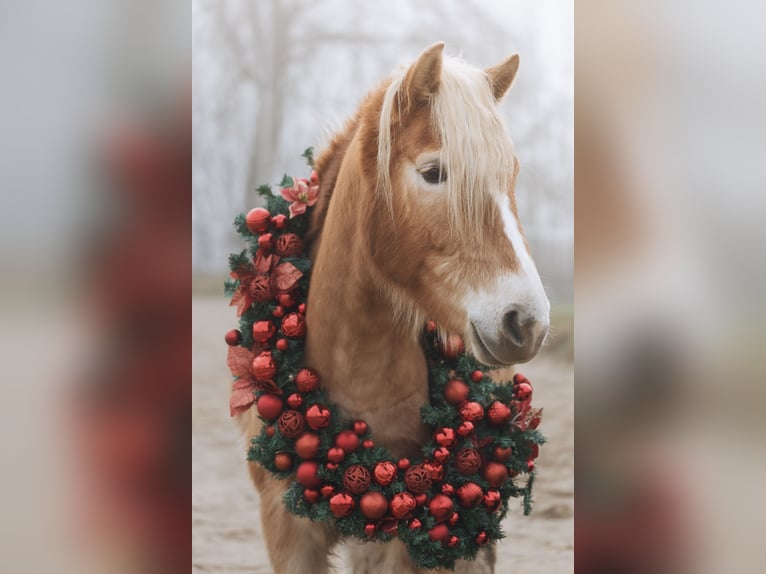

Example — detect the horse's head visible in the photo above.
[367,42,549,366]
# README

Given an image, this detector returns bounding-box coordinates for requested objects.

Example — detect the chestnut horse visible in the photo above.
[246,42,550,574]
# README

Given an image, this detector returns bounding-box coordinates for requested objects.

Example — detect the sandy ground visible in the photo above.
[193,295,573,573]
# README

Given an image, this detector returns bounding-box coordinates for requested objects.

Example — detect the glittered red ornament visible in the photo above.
[342,464,371,494]
[457,421,474,436]
[252,320,276,343]
[353,420,369,436]
[397,458,410,471]
[246,207,271,234]
[224,329,242,346]
[373,461,397,486]
[303,488,319,504]
[455,448,482,475]
[252,351,277,381]
[494,446,512,461]
[320,485,334,498]
[390,491,417,519]
[459,401,484,422]
[434,427,456,448]
[444,379,470,405]
[296,461,321,489]
[428,494,454,523]
[483,462,508,488]
[286,393,303,409]
[404,465,432,494]
[470,370,484,382]
[476,531,488,545]
[424,462,444,482]
[514,381,533,401]
[249,275,273,302]
[364,523,376,537]
[329,492,355,518]
[256,394,283,421]
[363,439,374,449]
[294,432,320,459]
[440,334,464,359]
[277,409,305,439]
[360,492,388,520]
[305,404,331,430]
[456,482,483,508]
[441,483,455,497]
[275,233,304,257]
[295,368,320,393]
[335,430,360,453]
[428,524,450,543]
[281,312,306,338]
[271,213,287,230]
[277,292,296,308]
[275,338,289,352]
[433,447,450,463]
[273,452,293,471]
[258,232,275,252]
[483,489,501,512]
[409,518,422,530]
[488,401,511,425]
[272,305,285,318]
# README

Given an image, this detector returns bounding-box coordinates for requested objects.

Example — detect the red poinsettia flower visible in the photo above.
[228,267,257,316]
[227,346,281,416]
[280,177,319,218]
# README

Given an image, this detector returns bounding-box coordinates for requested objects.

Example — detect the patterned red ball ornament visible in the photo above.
[343,464,371,494]
[459,401,485,422]
[456,482,483,508]
[252,351,277,381]
[248,274,272,302]
[329,492,355,518]
[281,312,306,338]
[277,409,305,438]
[444,379,470,405]
[455,448,482,475]
[296,461,321,488]
[224,329,241,346]
[294,432,320,459]
[256,394,283,421]
[246,207,271,234]
[428,494,454,523]
[275,233,304,257]
[404,465,432,494]
[373,461,397,486]
[251,320,276,343]
[483,462,509,488]
[390,492,417,519]
[335,430,360,453]
[434,427,456,448]
[295,368,320,393]
[305,404,331,429]
[360,491,388,520]
[488,401,511,425]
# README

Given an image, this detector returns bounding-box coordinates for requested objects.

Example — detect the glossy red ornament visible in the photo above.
[364,523,376,537]
[488,401,511,425]
[373,461,397,486]
[295,368,320,393]
[476,531,488,545]
[434,427,456,448]
[404,465,432,494]
[335,430,360,453]
[277,409,305,439]
[456,482,483,508]
[362,439,374,449]
[483,489,501,512]
[457,421,474,436]
[360,492,388,520]
[277,292,296,308]
[281,312,306,338]
[433,447,450,463]
[397,458,410,471]
[252,351,277,381]
[303,488,319,504]
[258,232,274,252]
[459,401,484,422]
[342,464,371,494]
[275,338,289,352]
[390,492,417,519]
[298,302,306,314]
[296,461,321,488]
[444,379,470,405]
[448,535,459,548]
[272,305,285,318]
[327,447,345,464]
[246,207,271,234]
[440,334,464,359]
[415,493,428,506]
[494,445,512,461]
[286,393,303,409]
[428,524,450,543]
[329,492,355,518]
[470,370,484,382]
[265,425,275,438]
[326,462,338,471]
[275,233,304,257]
[249,275,273,302]
[224,329,242,346]
[305,404,331,430]
[514,381,533,401]
[484,462,508,488]
[448,512,459,526]
[441,483,455,497]
[271,213,287,230]
[428,494,454,523]
[294,432,320,459]
[256,394,283,421]
[455,448,482,475]
[252,320,276,343]
[353,420,369,436]
[273,452,293,471]
[320,485,334,498]
[409,518,422,530]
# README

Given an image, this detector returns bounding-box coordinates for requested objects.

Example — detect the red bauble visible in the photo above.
[277,292,296,308]
[470,370,484,382]
[295,368,320,393]
[488,401,511,425]
[455,448,482,475]
[277,410,305,439]
[397,458,410,471]
[440,334,464,359]
[433,447,450,463]
[360,492,388,520]
[363,439,374,449]
[441,483,455,497]
[298,303,306,314]
[459,401,485,422]
[281,312,306,338]
[428,494,454,523]
[276,338,289,352]
[310,170,319,185]
[256,394,283,421]
[529,410,542,429]
[434,427,456,448]
[449,512,459,526]
[373,461,397,486]
[329,492,355,518]
[303,488,319,504]
[409,518,422,530]
[286,393,303,409]
[224,329,242,346]
[320,485,335,498]
[249,275,273,302]
[272,213,287,230]
[390,491,417,519]
[484,462,508,488]
[514,381,533,401]
[380,518,398,536]
[306,404,331,430]
[364,523,376,537]
[415,493,428,506]
[404,465,432,494]
[246,207,271,234]
[335,430,360,453]
[327,447,345,464]
[426,320,437,332]
[272,305,285,318]
[294,432,320,459]
[252,320,276,343]
[457,421,474,437]
[342,465,371,494]
[484,489,501,512]
[456,482,483,508]
[444,379,470,405]
[258,232,274,252]
[252,351,277,381]
[296,461,321,489]
[476,531,488,545]
[494,446,512,461]
[326,462,338,471]
[273,452,293,471]
[529,443,540,459]
[428,524,450,543]
[265,426,275,438]
[275,233,304,257]
[448,535,459,548]
[424,462,444,482]
[353,420,369,436]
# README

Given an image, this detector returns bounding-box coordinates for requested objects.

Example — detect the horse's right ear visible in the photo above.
[402,42,445,103]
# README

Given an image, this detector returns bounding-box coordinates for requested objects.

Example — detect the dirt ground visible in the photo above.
[193,295,573,573]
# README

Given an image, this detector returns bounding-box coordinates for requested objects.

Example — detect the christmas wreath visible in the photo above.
[224,150,545,570]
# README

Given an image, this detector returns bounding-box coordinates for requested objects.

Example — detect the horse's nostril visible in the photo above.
[503,310,525,346]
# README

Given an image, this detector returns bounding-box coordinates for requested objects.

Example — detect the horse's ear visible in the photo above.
[403,42,445,102]
[486,53,520,101]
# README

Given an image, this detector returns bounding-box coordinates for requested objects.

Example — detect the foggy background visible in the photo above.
[192,0,573,304]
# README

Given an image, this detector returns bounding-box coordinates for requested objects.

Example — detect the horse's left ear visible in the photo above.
[403,42,445,102]
[486,53,520,101]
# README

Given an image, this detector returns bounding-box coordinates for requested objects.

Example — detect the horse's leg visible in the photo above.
[249,462,336,574]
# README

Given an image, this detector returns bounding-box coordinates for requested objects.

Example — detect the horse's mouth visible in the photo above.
[469,322,509,367]
[469,321,540,367]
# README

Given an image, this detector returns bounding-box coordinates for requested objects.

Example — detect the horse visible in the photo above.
[245,42,550,574]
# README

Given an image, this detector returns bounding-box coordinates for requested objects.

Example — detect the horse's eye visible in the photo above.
[421,166,447,184]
